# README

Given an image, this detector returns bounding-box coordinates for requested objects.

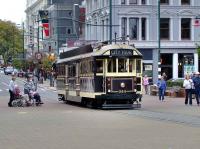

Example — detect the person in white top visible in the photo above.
[8,73,16,107]
[183,74,193,105]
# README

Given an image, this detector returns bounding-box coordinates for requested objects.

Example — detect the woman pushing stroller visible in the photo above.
[24,75,44,105]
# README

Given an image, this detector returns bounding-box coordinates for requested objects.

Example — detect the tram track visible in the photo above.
[113,109,200,127]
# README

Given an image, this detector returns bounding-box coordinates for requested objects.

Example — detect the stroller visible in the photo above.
[11,85,29,107]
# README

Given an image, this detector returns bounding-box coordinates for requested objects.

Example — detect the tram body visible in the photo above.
[56,43,143,108]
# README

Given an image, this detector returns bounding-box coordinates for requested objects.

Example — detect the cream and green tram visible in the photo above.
[56,44,143,109]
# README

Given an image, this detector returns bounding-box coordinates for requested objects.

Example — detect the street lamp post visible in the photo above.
[109,0,112,44]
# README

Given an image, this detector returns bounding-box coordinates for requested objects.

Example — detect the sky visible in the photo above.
[0,0,26,24]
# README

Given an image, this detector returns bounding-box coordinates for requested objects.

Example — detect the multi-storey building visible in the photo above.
[85,0,200,83]
[25,0,83,61]
[25,0,47,60]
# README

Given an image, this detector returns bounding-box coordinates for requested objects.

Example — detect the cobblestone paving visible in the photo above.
[115,109,200,127]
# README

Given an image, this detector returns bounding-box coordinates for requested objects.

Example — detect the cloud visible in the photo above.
[0,0,26,23]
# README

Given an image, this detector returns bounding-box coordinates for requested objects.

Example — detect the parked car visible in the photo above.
[0,68,4,74]
[4,67,14,75]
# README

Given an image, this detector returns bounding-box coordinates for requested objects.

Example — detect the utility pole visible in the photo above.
[37,18,40,53]
[109,0,112,44]
[22,22,25,60]
[158,0,161,76]
[13,26,15,59]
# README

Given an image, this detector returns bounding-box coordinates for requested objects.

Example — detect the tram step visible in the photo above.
[102,104,141,109]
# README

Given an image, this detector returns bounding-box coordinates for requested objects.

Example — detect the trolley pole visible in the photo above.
[109,0,112,44]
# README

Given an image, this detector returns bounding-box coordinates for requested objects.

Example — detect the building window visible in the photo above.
[141,0,146,4]
[67,29,71,34]
[181,18,191,40]
[181,0,190,5]
[160,0,169,4]
[121,0,126,4]
[129,18,139,40]
[142,18,146,40]
[160,18,170,40]
[121,17,127,40]
[129,0,137,4]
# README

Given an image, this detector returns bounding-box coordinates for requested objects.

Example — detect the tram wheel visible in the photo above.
[81,97,87,107]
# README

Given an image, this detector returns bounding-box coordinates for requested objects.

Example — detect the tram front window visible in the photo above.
[108,58,116,72]
[129,59,135,72]
[118,59,128,72]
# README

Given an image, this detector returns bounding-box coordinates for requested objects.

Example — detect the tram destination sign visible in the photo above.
[110,49,133,57]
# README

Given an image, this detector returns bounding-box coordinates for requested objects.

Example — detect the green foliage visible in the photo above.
[12,59,23,69]
[167,79,184,87]
[197,45,200,56]
[41,57,52,70]
[0,20,23,64]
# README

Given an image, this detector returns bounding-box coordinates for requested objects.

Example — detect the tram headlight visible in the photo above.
[134,89,137,92]
[108,89,111,93]
[120,82,125,88]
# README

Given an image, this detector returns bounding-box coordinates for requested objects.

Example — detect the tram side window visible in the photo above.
[136,59,141,73]
[108,58,116,73]
[118,59,128,72]
[68,65,76,77]
[80,60,93,74]
[96,59,103,73]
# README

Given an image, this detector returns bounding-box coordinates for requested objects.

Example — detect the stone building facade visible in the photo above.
[85,0,200,83]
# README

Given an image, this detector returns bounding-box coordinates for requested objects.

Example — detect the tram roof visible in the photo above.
[57,43,142,64]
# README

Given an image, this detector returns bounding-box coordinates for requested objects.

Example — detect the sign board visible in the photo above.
[110,49,133,57]
[184,65,194,76]
[144,65,152,71]
[35,52,42,60]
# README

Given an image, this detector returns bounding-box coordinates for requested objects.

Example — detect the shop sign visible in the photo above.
[184,65,194,76]
[144,65,152,71]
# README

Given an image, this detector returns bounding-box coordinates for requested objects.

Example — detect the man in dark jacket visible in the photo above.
[192,72,200,106]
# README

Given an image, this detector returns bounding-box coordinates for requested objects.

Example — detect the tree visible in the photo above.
[0,20,23,65]
[197,44,200,56]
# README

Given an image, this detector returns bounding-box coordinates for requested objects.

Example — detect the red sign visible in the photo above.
[194,19,200,27]
[42,23,49,37]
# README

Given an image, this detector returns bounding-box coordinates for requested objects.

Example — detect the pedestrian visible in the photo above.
[8,73,16,107]
[143,75,149,94]
[157,75,167,101]
[162,72,167,81]
[192,72,200,106]
[183,74,193,105]
[24,76,43,104]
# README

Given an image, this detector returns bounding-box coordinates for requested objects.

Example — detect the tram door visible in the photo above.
[95,59,105,92]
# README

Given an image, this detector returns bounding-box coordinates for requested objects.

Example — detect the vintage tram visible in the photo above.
[56,43,143,109]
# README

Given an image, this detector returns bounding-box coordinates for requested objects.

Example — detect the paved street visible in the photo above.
[0,74,200,149]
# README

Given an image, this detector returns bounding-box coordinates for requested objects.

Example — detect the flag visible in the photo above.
[39,10,49,37]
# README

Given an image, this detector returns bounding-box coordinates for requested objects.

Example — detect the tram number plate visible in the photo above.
[110,49,133,57]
